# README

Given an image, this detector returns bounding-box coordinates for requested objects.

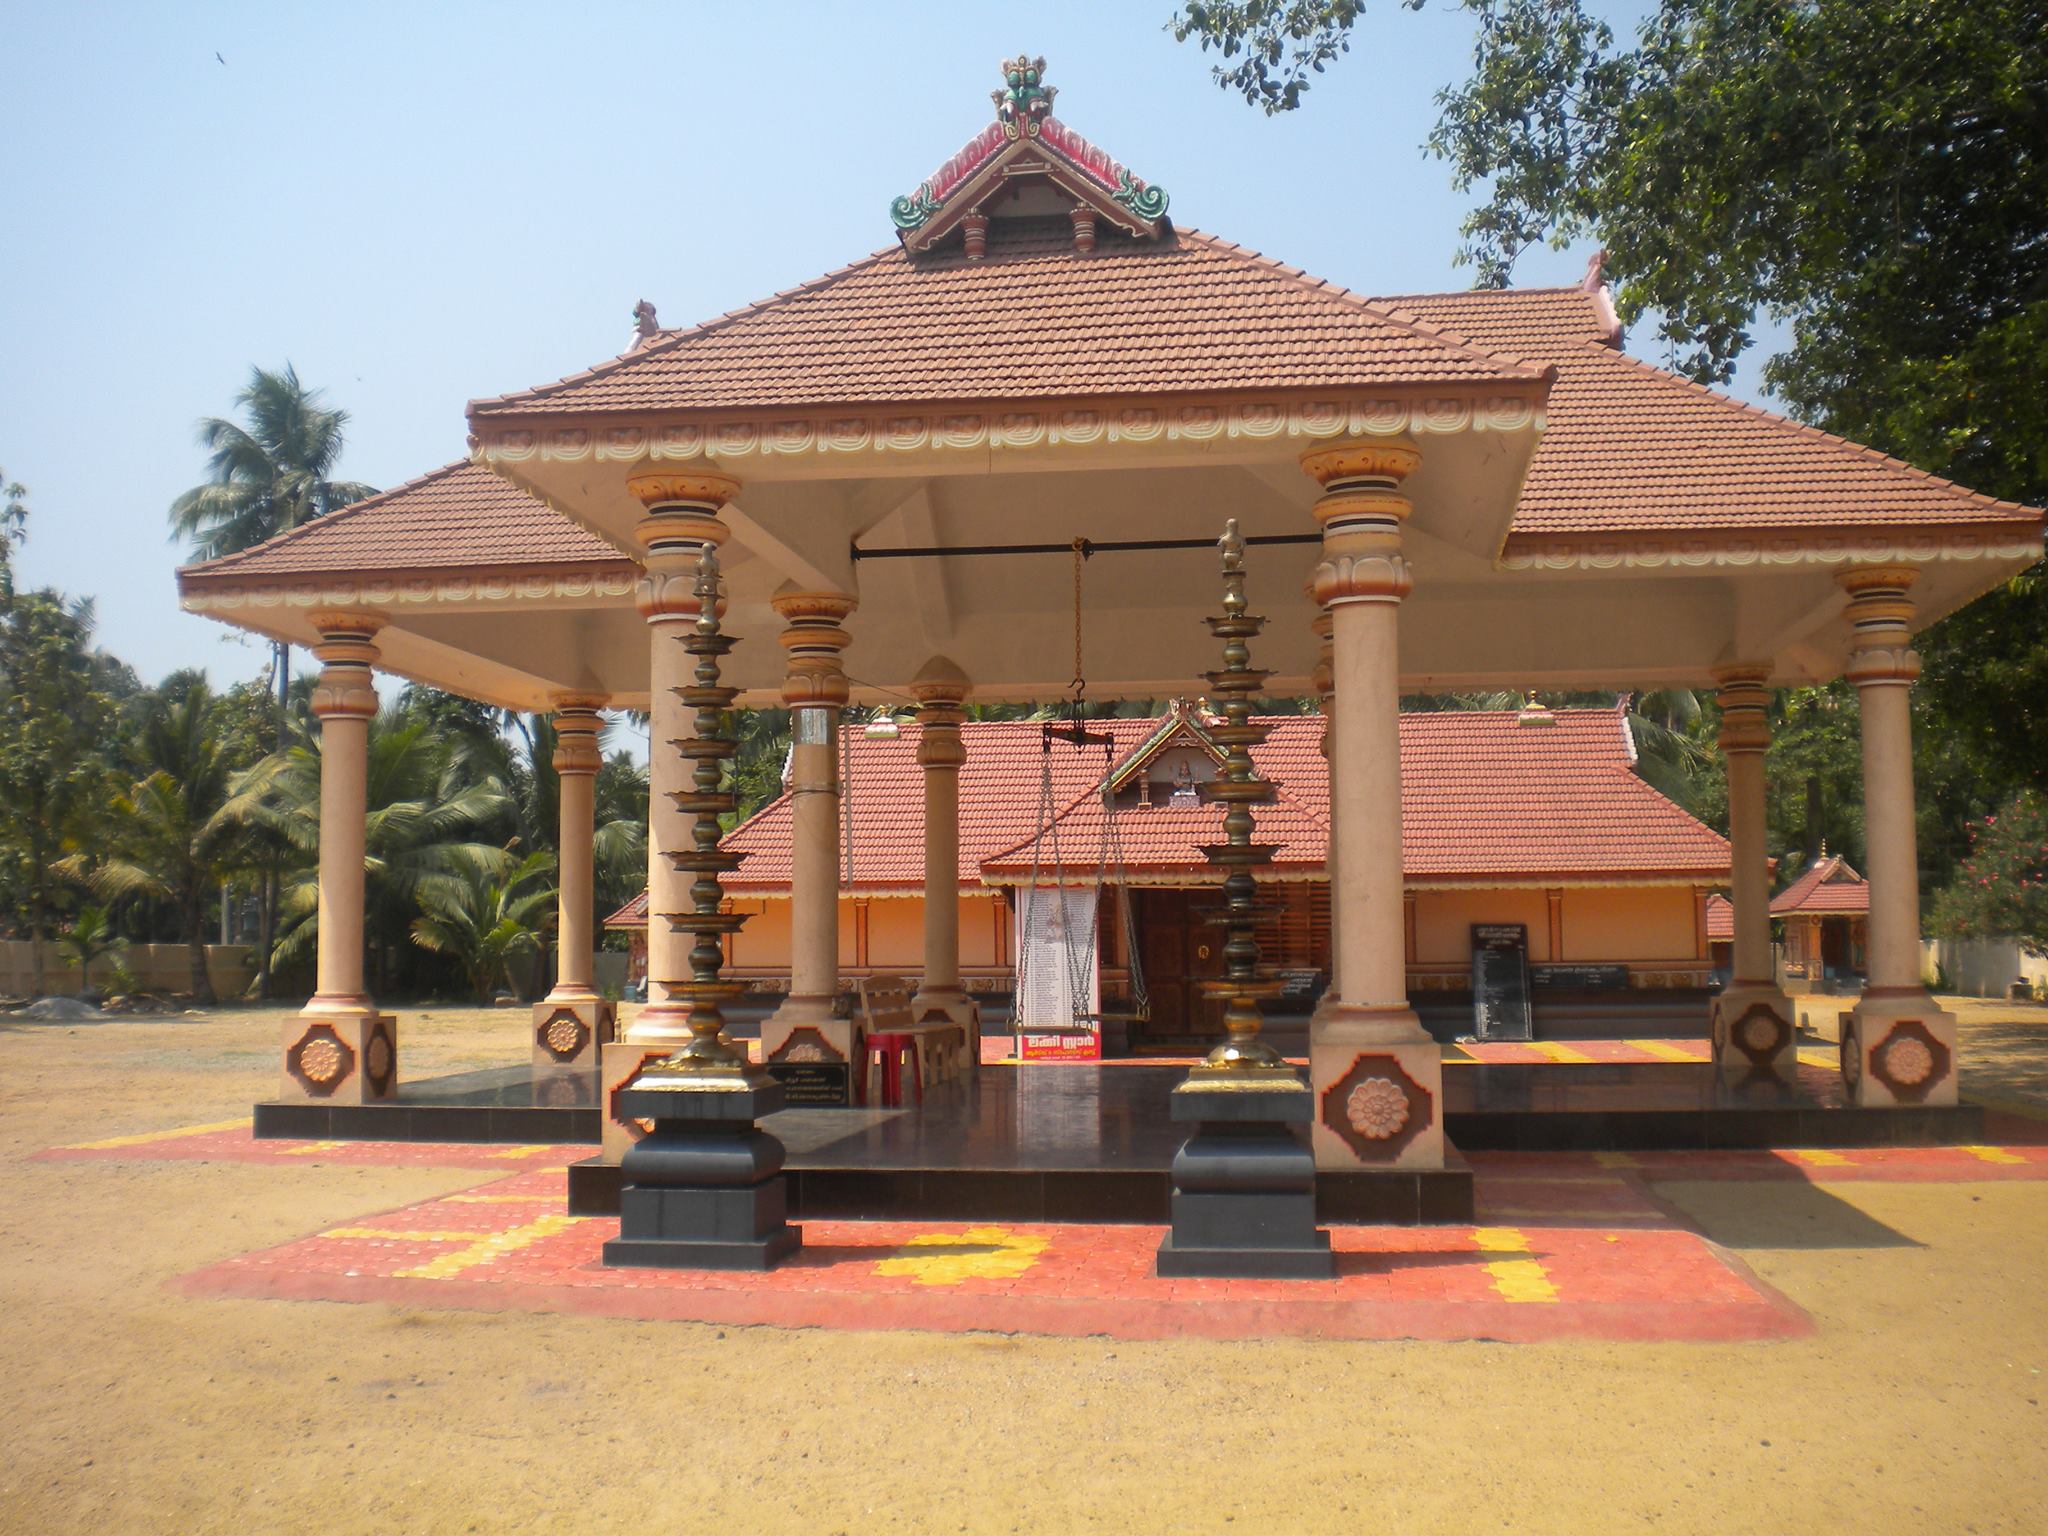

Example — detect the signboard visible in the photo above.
[766,1061,852,1107]
[1532,963,1631,991]
[1019,1030,1102,1063]
[1015,886,1102,1062]
[1470,923,1534,1042]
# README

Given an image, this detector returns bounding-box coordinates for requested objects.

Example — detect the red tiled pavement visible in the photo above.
[174,1165,1811,1344]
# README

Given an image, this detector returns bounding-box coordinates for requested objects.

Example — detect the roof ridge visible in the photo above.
[1584,347,2044,520]
[1174,228,1552,382]
[180,458,474,574]
[467,245,905,418]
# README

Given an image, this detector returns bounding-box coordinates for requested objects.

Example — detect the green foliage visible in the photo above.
[1931,793,2048,954]
[73,678,260,1004]
[410,847,557,1002]
[1168,0,1377,113]
[0,468,26,606]
[0,589,121,993]
[56,905,126,993]
[168,364,378,560]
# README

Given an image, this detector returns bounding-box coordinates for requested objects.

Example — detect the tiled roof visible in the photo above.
[1704,892,1733,942]
[176,460,629,581]
[606,706,1728,922]
[468,219,1546,418]
[1770,855,1870,915]
[1375,288,2039,535]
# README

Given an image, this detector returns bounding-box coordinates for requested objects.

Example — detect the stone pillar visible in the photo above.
[759,583,859,1089]
[1301,443,1443,1170]
[909,655,980,1062]
[1307,597,1342,1026]
[279,612,397,1104]
[1837,567,1957,1106]
[533,693,616,1076]
[1708,667,1799,1078]
[601,472,738,1154]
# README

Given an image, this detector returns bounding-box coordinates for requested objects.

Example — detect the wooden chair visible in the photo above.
[855,975,963,1098]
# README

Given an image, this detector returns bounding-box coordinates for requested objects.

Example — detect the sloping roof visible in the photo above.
[606,706,1729,922]
[1704,892,1733,942]
[1770,854,1870,915]
[176,460,630,583]
[1375,287,2039,537]
[467,219,1547,419]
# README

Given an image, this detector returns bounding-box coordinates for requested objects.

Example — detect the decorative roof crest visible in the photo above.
[888,56,1171,256]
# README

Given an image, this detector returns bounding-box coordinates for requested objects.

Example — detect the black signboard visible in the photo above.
[766,1061,852,1107]
[1470,923,1534,1041]
[1532,963,1631,991]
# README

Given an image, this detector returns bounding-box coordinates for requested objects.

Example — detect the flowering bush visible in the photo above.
[1932,792,2048,955]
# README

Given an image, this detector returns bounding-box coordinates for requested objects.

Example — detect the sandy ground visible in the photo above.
[1,999,2044,1536]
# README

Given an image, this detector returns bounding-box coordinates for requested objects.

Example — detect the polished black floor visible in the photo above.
[255,1053,1985,1226]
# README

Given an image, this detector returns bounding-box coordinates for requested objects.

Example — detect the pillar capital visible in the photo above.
[1838,567,1921,687]
[911,655,970,767]
[772,584,857,709]
[1712,665,1772,754]
[632,473,738,621]
[308,612,384,721]
[548,693,608,776]
[1305,441,1418,609]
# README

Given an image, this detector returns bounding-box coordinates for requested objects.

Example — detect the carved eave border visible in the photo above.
[1498,524,2045,572]
[470,387,1549,474]
[895,115,1167,253]
[176,560,642,617]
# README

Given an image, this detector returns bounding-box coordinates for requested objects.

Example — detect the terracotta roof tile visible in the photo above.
[177,460,628,582]
[1704,892,1734,941]
[1770,854,1870,915]
[468,220,1545,418]
[1375,288,2039,534]
[607,706,1727,922]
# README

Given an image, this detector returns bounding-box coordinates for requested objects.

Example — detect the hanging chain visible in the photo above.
[1069,537,1087,707]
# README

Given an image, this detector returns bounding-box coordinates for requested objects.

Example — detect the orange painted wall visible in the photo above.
[1411,889,1555,963]
[1560,886,1700,961]
[722,892,1006,975]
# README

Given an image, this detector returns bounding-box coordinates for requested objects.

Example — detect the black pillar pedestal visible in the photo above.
[1155,1082,1333,1278]
[601,1078,802,1271]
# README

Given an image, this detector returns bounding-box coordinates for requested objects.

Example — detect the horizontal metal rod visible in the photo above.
[849,533,1323,562]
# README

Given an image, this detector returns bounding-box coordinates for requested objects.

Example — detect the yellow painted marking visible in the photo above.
[1796,1048,1838,1070]
[1530,1041,1595,1064]
[1592,1151,1642,1170]
[1960,1145,2026,1165]
[322,1215,584,1279]
[1789,1148,1852,1168]
[1472,1227,1559,1303]
[486,1145,556,1160]
[873,1226,1049,1287]
[444,1193,563,1204]
[1441,1044,1477,1063]
[278,1140,347,1157]
[1629,1040,1708,1064]
[63,1118,250,1150]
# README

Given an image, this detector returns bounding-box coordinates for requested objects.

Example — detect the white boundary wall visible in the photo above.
[1922,937,2048,999]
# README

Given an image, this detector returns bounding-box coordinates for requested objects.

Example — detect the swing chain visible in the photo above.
[1069,537,1088,711]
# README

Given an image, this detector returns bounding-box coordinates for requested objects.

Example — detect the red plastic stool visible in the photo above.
[865,1032,924,1107]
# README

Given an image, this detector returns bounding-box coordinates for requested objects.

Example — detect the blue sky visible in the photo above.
[2,0,1773,688]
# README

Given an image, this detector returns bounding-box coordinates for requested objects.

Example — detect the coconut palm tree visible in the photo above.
[74,680,248,1003]
[169,364,377,997]
[410,848,558,1002]
[234,708,513,991]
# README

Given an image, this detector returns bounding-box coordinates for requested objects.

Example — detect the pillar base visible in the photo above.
[1308,1004,1445,1171]
[618,999,695,1052]
[280,1011,397,1104]
[911,986,981,1069]
[760,994,861,1106]
[598,1041,680,1161]
[1156,1078,1332,1279]
[1841,991,1959,1107]
[531,997,616,1075]
[601,1077,802,1272]
[1710,983,1799,1080]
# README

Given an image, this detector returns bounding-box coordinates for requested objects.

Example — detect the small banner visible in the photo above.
[1015,886,1102,1062]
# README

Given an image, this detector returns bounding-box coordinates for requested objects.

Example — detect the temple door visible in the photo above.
[1134,889,1227,1045]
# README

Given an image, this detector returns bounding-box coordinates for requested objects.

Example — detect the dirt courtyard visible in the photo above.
[2,999,2044,1535]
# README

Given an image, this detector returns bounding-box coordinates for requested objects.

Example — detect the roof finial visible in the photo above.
[631,299,659,349]
[1579,248,1608,292]
[993,55,1055,126]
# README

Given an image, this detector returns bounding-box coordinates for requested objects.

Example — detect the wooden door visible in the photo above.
[1133,889,1227,1045]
